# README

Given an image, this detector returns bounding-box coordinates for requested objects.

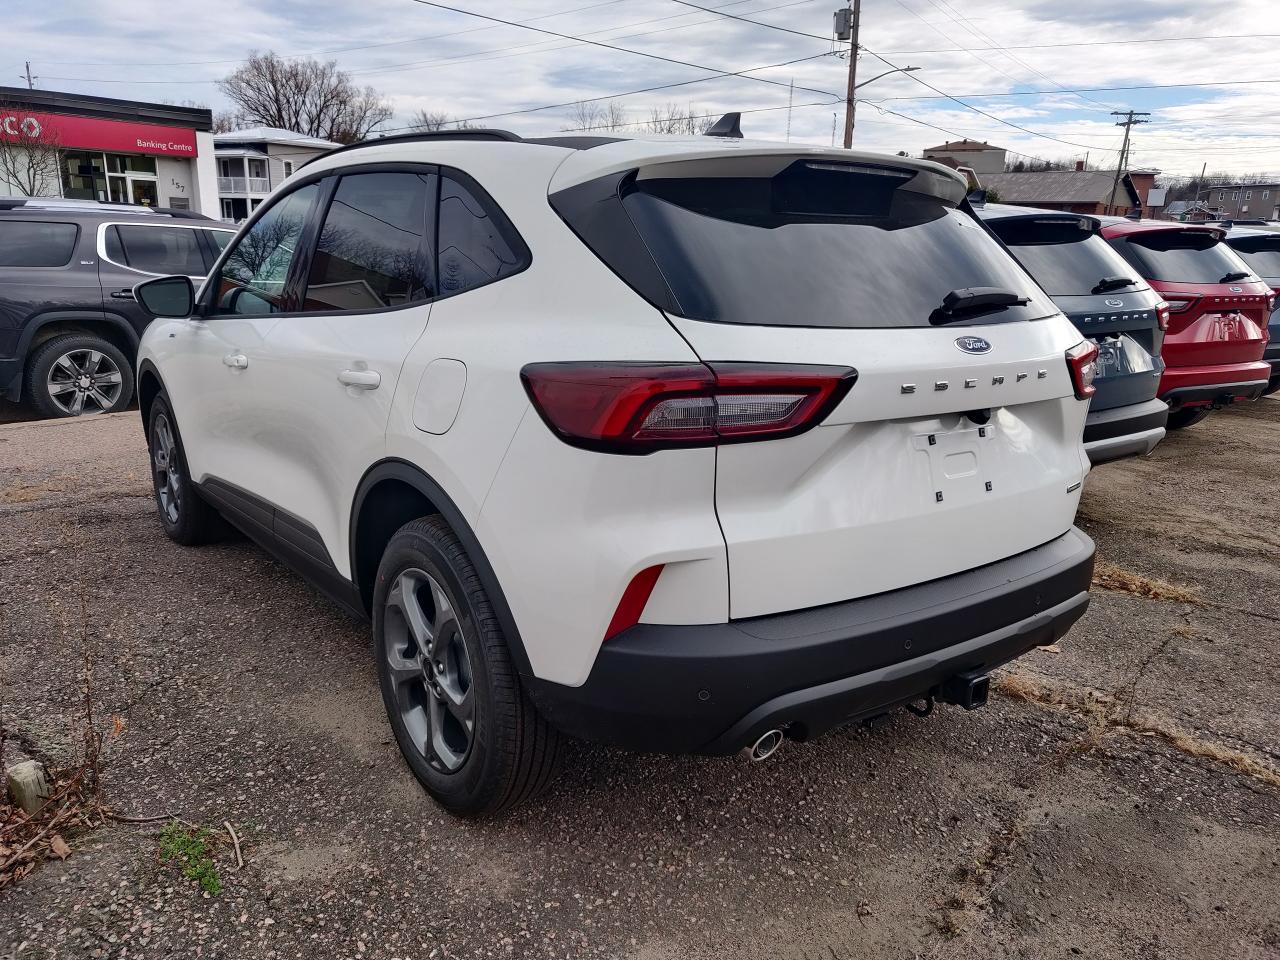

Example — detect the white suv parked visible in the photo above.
[134,125,1098,816]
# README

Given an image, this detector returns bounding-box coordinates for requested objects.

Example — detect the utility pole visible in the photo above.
[835,0,861,148]
[20,62,36,89]
[1108,109,1150,215]
[786,78,794,142]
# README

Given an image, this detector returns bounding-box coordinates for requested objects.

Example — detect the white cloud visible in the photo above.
[8,0,1279,175]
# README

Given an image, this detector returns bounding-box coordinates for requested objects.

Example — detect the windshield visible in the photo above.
[1113,230,1257,284]
[987,217,1144,297]
[1228,237,1280,279]
[555,160,1055,329]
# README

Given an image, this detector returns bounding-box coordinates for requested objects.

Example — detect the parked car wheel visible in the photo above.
[1166,406,1213,430]
[1264,377,1280,397]
[26,334,133,418]
[373,516,562,817]
[147,394,228,545]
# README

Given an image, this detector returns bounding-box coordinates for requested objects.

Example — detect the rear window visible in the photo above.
[556,159,1053,328]
[0,220,78,267]
[1112,230,1256,284]
[986,217,1143,297]
[1227,236,1280,279]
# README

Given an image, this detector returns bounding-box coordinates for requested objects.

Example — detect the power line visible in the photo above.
[663,0,1116,151]
[876,33,1280,54]
[378,50,837,132]
[871,77,1280,100]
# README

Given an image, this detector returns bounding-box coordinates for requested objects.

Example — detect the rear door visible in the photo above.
[0,219,97,374]
[561,156,1091,618]
[97,221,210,338]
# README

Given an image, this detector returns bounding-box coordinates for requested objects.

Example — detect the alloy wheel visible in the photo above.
[151,413,182,526]
[383,568,475,773]
[46,348,124,415]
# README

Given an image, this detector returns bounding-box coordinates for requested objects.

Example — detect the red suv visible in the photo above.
[1103,220,1272,429]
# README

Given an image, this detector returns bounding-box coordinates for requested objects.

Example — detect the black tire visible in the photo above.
[1263,377,1280,397]
[1166,406,1213,430]
[146,393,228,545]
[25,334,134,419]
[373,516,562,817]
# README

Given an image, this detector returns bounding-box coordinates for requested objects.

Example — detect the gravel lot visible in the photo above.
[2,400,1279,960]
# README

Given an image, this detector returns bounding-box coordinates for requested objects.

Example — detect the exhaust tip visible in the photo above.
[742,729,785,762]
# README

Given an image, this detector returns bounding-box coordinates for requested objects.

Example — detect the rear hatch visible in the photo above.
[1107,226,1271,368]
[983,211,1164,412]
[551,149,1091,618]
[1225,233,1280,353]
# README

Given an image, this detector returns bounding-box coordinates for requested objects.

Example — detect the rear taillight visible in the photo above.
[1163,295,1198,314]
[1155,301,1171,331]
[1066,340,1099,400]
[520,362,857,454]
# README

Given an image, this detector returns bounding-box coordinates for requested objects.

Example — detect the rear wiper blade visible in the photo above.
[1220,271,1251,282]
[930,287,1030,325]
[1093,276,1137,294]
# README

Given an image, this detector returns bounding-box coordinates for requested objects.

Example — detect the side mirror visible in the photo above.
[966,189,988,208]
[134,275,195,318]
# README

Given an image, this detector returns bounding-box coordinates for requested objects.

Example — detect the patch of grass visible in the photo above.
[1092,561,1201,605]
[158,823,222,895]
[995,672,1280,790]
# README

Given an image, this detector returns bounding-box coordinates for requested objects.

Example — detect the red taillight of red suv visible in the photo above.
[1065,340,1100,400]
[1163,295,1199,315]
[521,362,857,453]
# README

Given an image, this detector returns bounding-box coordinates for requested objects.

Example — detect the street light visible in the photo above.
[843,65,918,148]
[854,65,920,91]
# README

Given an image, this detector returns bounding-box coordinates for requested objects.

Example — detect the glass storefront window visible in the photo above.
[61,151,106,200]
[105,154,157,176]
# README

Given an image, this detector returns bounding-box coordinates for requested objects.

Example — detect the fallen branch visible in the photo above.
[224,821,244,868]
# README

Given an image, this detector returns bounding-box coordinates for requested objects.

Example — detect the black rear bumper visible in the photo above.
[1163,380,1269,409]
[529,528,1096,755]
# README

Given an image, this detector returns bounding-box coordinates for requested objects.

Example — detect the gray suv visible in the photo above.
[977,203,1168,465]
[0,199,233,417]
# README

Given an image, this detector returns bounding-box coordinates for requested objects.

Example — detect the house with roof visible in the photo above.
[213,126,340,221]
[922,140,1007,175]
[976,163,1157,216]
[1161,199,1221,222]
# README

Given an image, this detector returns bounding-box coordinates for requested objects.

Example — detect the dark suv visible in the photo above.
[977,203,1167,465]
[0,200,233,417]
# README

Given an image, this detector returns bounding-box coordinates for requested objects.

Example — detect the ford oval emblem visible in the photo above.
[955,336,992,354]
[1104,298,1124,308]
[1229,285,1243,293]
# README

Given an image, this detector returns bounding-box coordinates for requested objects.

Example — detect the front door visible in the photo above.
[161,182,323,504]
[129,178,158,207]
[251,169,439,575]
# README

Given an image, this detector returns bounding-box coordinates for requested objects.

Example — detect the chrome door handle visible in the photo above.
[222,353,248,369]
[338,368,381,390]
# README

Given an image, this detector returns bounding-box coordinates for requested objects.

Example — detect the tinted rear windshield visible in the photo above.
[555,159,1054,328]
[1227,236,1280,279]
[1113,230,1256,284]
[987,217,1143,297]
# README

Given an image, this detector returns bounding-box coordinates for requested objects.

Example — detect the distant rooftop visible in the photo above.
[924,139,1000,152]
[214,126,341,150]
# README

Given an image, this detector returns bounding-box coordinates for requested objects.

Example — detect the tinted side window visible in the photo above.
[116,225,206,275]
[211,183,319,316]
[302,171,436,312]
[438,175,527,297]
[0,221,78,267]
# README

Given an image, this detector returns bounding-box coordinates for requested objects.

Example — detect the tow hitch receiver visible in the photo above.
[939,670,990,711]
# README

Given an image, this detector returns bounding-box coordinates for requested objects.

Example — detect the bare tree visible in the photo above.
[562,100,630,133]
[218,52,393,144]
[0,104,63,197]
[407,109,481,133]
[638,103,712,136]
[211,111,239,134]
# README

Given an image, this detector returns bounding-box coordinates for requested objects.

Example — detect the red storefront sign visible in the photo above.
[0,110,198,157]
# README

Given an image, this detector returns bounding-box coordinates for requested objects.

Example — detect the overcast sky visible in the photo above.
[7,0,1278,177]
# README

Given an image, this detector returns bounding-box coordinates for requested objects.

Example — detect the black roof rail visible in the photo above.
[309,129,524,164]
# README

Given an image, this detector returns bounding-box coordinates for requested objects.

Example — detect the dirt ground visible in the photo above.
[1,400,1278,960]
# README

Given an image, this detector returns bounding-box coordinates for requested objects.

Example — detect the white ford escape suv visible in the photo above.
[133,124,1098,816]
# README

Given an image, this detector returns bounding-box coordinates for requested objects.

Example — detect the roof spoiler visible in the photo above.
[704,113,743,139]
